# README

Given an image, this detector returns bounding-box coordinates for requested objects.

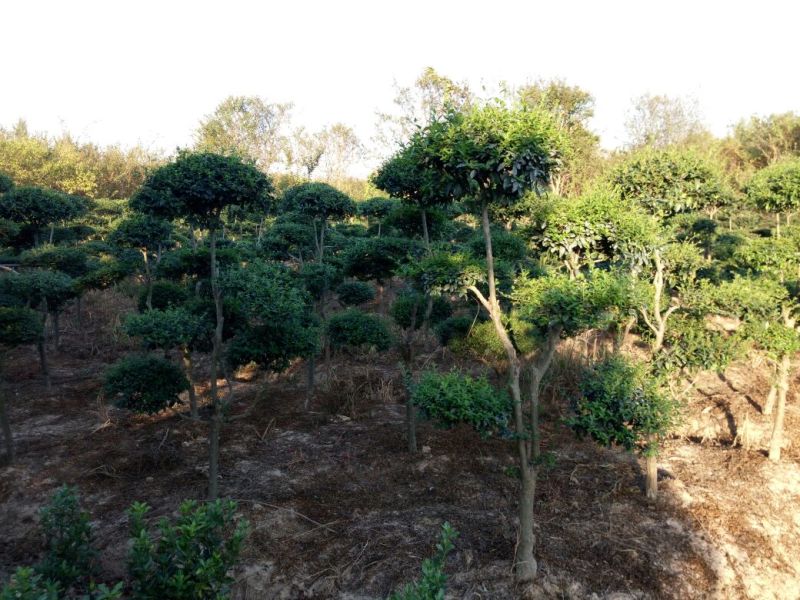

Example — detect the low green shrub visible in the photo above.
[327,309,393,352]
[336,281,375,306]
[103,355,189,414]
[137,280,188,313]
[388,522,459,600]
[390,290,451,330]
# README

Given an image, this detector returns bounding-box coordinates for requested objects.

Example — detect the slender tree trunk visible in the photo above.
[305,354,316,410]
[475,202,537,584]
[208,229,224,500]
[420,208,430,251]
[49,224,55,245]
[0,388,13,463]
[645,447,658,499]
[52,311,60,350]
[182,346,198,419]
[38,301,51,391]
[768,353,791,462]
[764,384,777,416]
[142,250,153,311]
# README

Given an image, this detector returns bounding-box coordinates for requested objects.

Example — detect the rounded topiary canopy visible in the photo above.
[0,186,86,228]
[326,309,392,351]
[747,158,800,214]
[357,197,400,219]
[280,182,356,221]
[0,269,76,311]
[131,151,273,229]
[0,306,43,347]
[336,281,375,306]
[19,246,95,278]
[104,354,189,414]
[109,214,173,251]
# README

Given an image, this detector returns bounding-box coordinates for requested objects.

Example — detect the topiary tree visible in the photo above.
[103,354,189,414]
[136,280,188,313]
[335,280,375,306]
[342,236,420,310]
[568,354,678,499]
[611,147,732,220]
[109,214,173,310]
[326,309,393,353]
[131,150,272,499]
[0,186,87,246]
[414,101,562,584]
[357,196,399,237]
[746,158,800,238]
[123,308,209,418]
[0,306,43,462]
[279,182,355,261]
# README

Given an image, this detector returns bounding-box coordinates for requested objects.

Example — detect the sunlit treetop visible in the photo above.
[746,158,800,214]
[279,181,355,221]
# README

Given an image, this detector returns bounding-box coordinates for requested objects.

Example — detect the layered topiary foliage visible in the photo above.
[137,280,188,313]
[103,355,189,414]
[326,309,392,352]
[746,158,800,237]
[342,236,419,284]
[412,370,511,437]
[336,280,375,306]
[0,186,87,246]
[390,289,451,330]
[19,245,96,278]
[611,148,732,219]
[280,182,355,260]
[358,196,399,236]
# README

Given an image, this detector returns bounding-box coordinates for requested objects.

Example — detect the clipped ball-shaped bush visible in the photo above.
[390,290,452,330]
[103,354,189,414]
[326,309,392,352]
[137,280,189,312]
[0,306,43,346]
[336,281,375,306]
[299,262,343,302]
[434,314,477,346]
[412,370,512,437]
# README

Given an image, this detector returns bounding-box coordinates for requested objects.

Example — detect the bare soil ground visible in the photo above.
[1,290,799,599]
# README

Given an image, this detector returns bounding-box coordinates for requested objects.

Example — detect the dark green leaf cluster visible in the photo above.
[357,196,399,219]
[299,262,343,302]
[390,289,451,330]
[131,151,272,229]
[103,355,189,414]
[326,309,392,352]
[37,486,96,590]
[0,269,75,311]
[136,281,189,313]
[123,308,209,351]
[467,226,527,265]
[388,522,459,600]
[336,280,375,306]
[611,148,732,218]
[258,220,316,261]
[653,315,745,376]
[0,186,87,229]
[0,172,13,194]
[280,182,355,221]
[401,250,484,297]
[155,245,241,282]
[127,499,248,600]
[343,236,420,283]
[746,158,800,213]
[108,214,173,252]
[412,370,511,437]
[568,355,677,456]
[20,245,96,278]
[0,306,42,347]
[434,314,478,346]
[0,567,60,600]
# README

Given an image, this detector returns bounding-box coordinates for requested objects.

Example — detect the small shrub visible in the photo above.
[0,568,59,600]
[390,290,452,330]
[388,522,459,600]
[137,281,188,313]
[412,371,511,437]
[37,486,95,591]
[327,309,392,352]
[103,355,189,414]
[433,315,476,346]
[127,499,248,600]
[336,281,375,306]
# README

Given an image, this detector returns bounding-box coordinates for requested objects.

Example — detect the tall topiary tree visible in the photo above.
[415,101,562,584]
[0,186,86,246]
[279,182,355,261]
[0,307,43,463]
[746,158,800,238]
[131,150,273,499]
[109,214,173,311]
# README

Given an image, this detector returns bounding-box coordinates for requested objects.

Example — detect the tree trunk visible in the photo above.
[182,346,198,419]
[645,449,658,499]
[0,389,13,463]
[49,223,55,245]
[764,384,777,416]
[768,353,790,462]
[305,354,316,410]
[38,301,51,391]
[208,229,224,500]
[52,311,60,350]
[776,213,781,239]
[142,250,153,311]
[476,202,537,584]
[405,387,417,453]
[420,208,430,251]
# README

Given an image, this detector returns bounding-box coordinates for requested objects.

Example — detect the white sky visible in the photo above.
[2,0,799,174]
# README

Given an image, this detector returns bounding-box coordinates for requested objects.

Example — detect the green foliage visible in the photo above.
[0,568,59,600]
[108,214,173,252]
[0,307,43,346]
[512,270,634,340]
[131,151,273,229]
[137,280,188,313]
[466,227,527,264]
[0,186,87,230]
[0,269,75,311]
[336,280,375,306]
[0,172,13,194]
[358,196,399,219]
[123,308,208,351]
[20,245,96,278]
[0,218,21,247]
[654,315,745,375]
[388,522,459,600]
[127,499,247,600]
[434,314,477,346]
[390,290,452,330]
[448,320,511,368]
[402,250,485,297]
[280,182,355,221]
[74,261,130,294]
[382,204,449,240]
[611,148,732,218]
[259,221,316,261]
[298,262,343,303]
[103,355,189,414]
[742,319,800,358]
[37,486,95,590]
[419,102,563,206]
[568,355,677,456]
[412,370,511,437]
[530,187,659,273]
[326,309,392,352]
[746,158,800,214]
[343,236,420,283]
[224,260,319,370]
[155,246,241,282]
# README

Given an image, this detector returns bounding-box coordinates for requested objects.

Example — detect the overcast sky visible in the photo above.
[2,0,798,172]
